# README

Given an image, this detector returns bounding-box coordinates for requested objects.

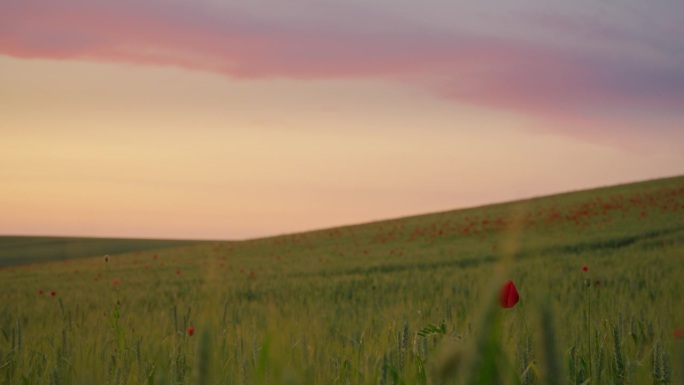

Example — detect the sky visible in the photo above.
[1,0,683,240]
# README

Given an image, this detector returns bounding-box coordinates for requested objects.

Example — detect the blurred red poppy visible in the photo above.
[674,328,684,339]
[187,326,195,336]
[499,280,519,308]
[582,266,588,272]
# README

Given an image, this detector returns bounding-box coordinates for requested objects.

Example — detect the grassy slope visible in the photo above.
[2,174,681,266]
[0,175,683,384]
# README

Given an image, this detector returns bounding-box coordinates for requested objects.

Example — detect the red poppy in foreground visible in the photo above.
[187,326,195,336]
[499,280,520,308]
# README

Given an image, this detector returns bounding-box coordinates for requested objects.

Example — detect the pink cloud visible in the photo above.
[2,1,683,152]
[1,2,447,78]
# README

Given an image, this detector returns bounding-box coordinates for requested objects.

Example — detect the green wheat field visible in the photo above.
[1,176,683,385]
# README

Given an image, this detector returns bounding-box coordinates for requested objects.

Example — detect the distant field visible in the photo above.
[0,237,199,266]
[0,175,683,384]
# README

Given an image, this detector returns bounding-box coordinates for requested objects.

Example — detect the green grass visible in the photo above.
[0,237,200,266]
[1,175,683,384]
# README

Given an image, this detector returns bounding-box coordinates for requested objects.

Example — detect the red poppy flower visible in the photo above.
[595,280,601,286]
[50,291,56,297]
[582,266,588,272]
[176,269,181,275]
[187,326,195,336]
[499,280,520,308]
[674,328,684,339]
[38,290,44,295]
